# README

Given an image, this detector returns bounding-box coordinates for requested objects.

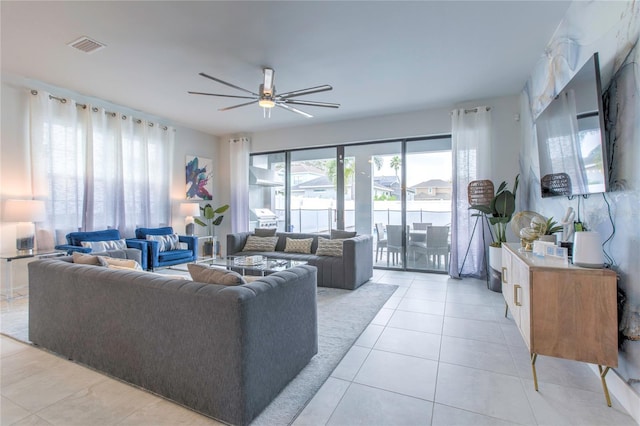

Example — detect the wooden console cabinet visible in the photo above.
[501,243,618,406]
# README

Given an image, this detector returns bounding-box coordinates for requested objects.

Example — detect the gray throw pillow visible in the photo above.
[188,264,247,286]
[254,228,277,237]
[330,229,357,239]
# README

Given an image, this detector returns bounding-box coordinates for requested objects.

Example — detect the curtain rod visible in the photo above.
[450,106,491,115]
[464,107,491,113]
[30,90,170,131]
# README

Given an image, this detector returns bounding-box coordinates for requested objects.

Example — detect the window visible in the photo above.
[30,90,173,241]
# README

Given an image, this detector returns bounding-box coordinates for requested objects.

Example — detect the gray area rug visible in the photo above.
[1,281,396,426]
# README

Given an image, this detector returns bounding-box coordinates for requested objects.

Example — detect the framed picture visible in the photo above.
[186,155,213,200]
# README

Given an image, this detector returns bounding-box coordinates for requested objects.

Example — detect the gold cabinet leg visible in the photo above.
[598,365,612,407]
[531,353,539,391]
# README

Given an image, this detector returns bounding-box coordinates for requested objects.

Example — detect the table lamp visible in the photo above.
[3,199,46,254]
[179,202,200,235]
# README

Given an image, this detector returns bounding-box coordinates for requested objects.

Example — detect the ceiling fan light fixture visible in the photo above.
[258,98,276,108]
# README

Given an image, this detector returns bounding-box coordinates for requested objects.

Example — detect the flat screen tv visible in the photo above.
[535,53,609,198]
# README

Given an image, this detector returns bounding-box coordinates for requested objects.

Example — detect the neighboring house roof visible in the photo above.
[374,176,401,187]
[411,179,452,189]
[291,176,334,191]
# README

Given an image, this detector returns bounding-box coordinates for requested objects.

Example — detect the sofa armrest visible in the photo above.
[342,234,373,288]
[123,240,149,270]
[126,238,157,270]
[54,244,91,254]
[178,235,198,258]
[227,232,253,256]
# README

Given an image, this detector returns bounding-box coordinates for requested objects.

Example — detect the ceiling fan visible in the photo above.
[188,68,340,118]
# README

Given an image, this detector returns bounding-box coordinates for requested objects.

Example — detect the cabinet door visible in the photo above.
[515,261,531,349]
[501,247,515,315]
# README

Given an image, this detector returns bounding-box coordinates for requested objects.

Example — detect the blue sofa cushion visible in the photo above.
[68,229,121,246]
[158,249,193,262]
[135,227,174,239]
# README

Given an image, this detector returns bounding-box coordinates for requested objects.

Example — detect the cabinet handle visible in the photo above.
[502,267,508,283]
[514,284,521,306]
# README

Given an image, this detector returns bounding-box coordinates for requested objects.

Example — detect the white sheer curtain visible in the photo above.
[449,106,493,278]
[229,137,250,233]
[29,89,173,244]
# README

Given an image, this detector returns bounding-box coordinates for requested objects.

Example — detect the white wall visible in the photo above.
[0,75,218,252]
[213,94,523,253]
[520,0,640,417]
[250,95,521,184]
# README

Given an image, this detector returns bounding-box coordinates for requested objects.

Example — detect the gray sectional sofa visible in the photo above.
[227,231,373,290]
[28,258,318,426]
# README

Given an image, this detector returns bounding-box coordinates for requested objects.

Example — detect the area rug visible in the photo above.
[1,280,396,426]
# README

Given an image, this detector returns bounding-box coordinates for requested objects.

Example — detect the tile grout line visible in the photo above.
[429,275,449,425]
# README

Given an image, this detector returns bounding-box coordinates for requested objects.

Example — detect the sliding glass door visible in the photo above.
[249,136,451,272]
[405,139,452,272]
[249,153,285,231]
[345,141,405,270]
[290,148,337,234]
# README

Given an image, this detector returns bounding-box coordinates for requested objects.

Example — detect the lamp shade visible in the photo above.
[179,202,200,217]
[3,199,46,223]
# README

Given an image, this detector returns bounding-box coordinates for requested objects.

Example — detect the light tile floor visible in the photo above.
[1,269,636,426]
[293,269,636,426]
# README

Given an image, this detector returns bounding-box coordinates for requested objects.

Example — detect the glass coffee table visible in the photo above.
[226,255,307,276]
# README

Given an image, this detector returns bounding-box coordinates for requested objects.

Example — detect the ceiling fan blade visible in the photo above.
[278,85,333,99]
[283,99,340,108]
[219,100,259,111]
[276,103,313,118]
[199,72,258,96]
[188,91,256,100]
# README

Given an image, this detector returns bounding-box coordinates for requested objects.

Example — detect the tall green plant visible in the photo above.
[470,175,519,247]
[194,203,230,236]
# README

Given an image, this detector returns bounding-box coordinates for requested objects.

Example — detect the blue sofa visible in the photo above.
[54,229,148,270]
[130,226,197,270]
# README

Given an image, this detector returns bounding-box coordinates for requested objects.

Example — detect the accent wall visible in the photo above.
[520,0,640,401]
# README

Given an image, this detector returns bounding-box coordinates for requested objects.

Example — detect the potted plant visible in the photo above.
[538,216,563,243]
[469,175,519,278]
[194,203,230,257]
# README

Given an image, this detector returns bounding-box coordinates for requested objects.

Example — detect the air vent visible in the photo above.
[67,36,106,54]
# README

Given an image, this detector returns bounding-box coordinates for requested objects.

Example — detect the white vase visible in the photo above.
[489,245,502,271]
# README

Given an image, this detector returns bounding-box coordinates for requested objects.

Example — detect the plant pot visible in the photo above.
[203,240,214,257]
[488,245,503,293]
[489,245,502,272]
[538,234,557,244]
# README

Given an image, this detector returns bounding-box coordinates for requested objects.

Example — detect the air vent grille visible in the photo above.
[67,36,106,53]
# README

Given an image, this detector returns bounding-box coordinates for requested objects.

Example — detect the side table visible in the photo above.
[1,250,65,301]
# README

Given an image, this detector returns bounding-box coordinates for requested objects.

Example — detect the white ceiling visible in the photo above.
[1,1,571,136]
